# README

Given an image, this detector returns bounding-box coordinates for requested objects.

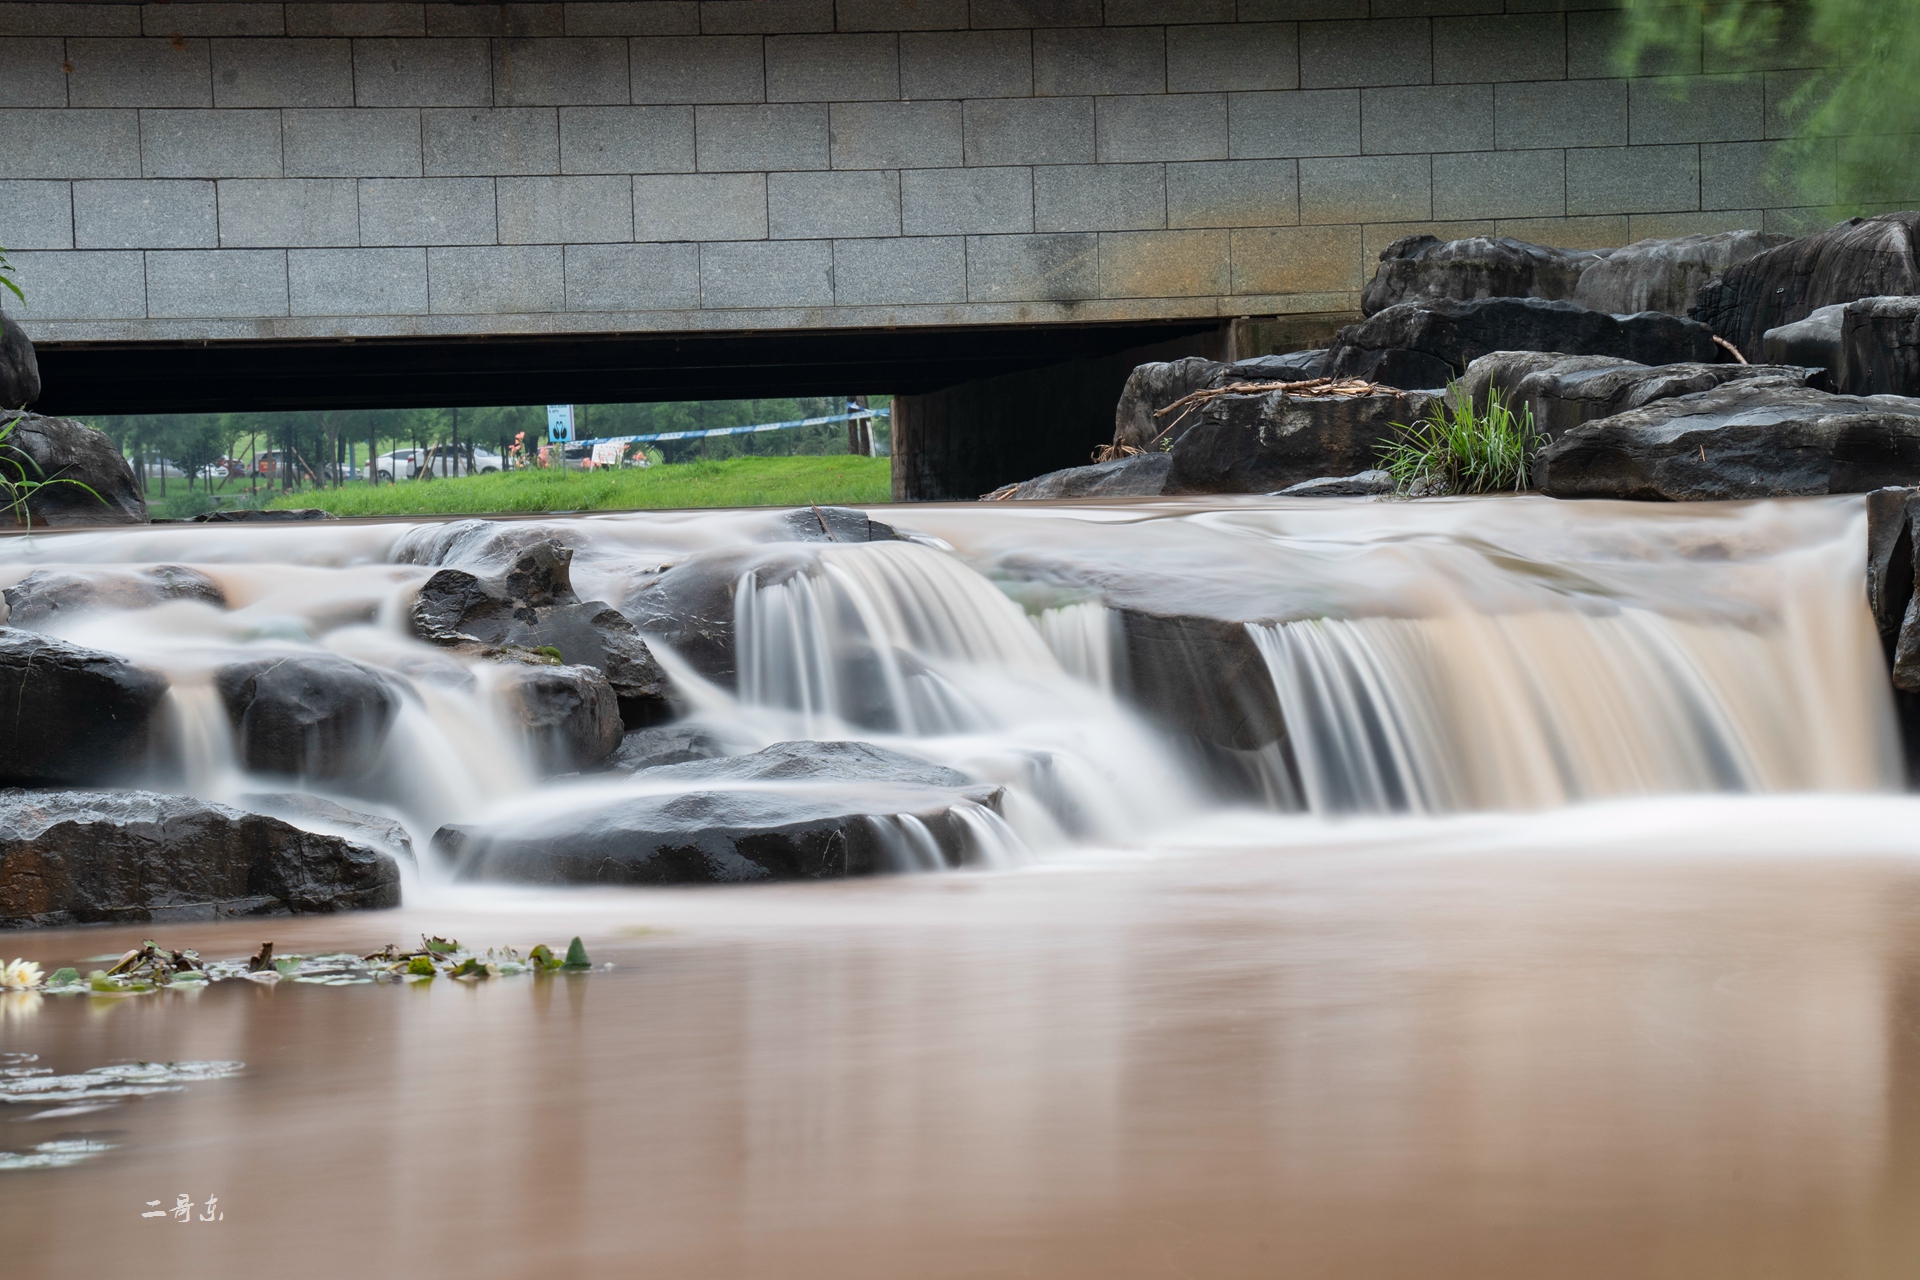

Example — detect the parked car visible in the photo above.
[418,445,504,477]
[373,448,423,482]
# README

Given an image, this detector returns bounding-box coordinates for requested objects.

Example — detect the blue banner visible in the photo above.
[573,408,889,449]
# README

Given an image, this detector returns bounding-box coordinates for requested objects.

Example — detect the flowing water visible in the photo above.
[3,494,1918,1276]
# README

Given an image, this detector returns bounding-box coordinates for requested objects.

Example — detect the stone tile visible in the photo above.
[1488,214,1624,251]
[699,239,833,307]
[67,37,212,107]
[146,248,289,316]
[831,101,962,168]
[1097,95,1227,163]
[426,4,564,36]
[286,4,426,37]
[0,5,142,36]
[632,35,765,104]
[1495,80,1626,150]
[493,37,630,105]
[289,247,430,314]
[1568,8,1696,79]
[218,178,359,246]
[1107,0,1232,22]
[1701,139,1829,210]
[833,235,964,304]
[74,179,216,248]
[1299,19,1429,89]
[963,96,1093,166]
[497,174,635,243]
[768,169,898,238]
[428,244,565,312]
[358,177,499,245]
[1167,159,1296,228]
[424,108,560,176]
[353,37,490,107]
[4,250,146,319]
[1362,84,1492,154]
[1034,163,1163,232]
[767,33,899,101]
[964,231,1095,300]
[1096,228,1229,298]
[1629,75,1764,145]
[1167,23,1298,94]
[142,4,286,36]
[1033,26,1163,95]
[1299,154,1429,224]
[1227,89,1359,158]
[634,172,767,240]
[140,110,283,177]
[837,0,968,30]
[210,37,352,107]
[900,29,1031,100]
[696,104,829,171]
[0,37,71,107]
[0,182,73,249]
[1765,69,1827,140]
[0,110,141,178]
[1431,149,1564,220]
[1229,223,1362,294]
[563,241,701,308]
[699,0,835,34]
[283,108,422,176]
[901,166,1031,235]
[560,106,697,174]
[1566,144,1698,215]
[967,0,1099,28]
[1237,0,1364,15]
[565,3,701,35]
[1432,14,1563,84]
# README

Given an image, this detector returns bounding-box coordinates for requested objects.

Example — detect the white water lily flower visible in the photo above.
[2,960,44,990]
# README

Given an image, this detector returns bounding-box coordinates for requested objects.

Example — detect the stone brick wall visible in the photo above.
[0,0,1827,344]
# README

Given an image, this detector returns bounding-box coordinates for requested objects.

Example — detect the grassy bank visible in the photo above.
[258,456,893,517]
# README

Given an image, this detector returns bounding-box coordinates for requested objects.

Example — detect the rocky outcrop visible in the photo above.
[1839,296,1920,397]
[237,791,416,863]
[1114,357,1229,451]
[1,413,146,526]
[1361,235,1602,317]
[0,789,399,927]
[0,312,39,409]
[436,740,1004,884]
[1693,212,1920,359]
[1457,352,1825,439]
[1762,302,1847,383]
[998,452,1173,500]
[1537,381,1920,500]
[1277,470,1394,497]
[1865,486,1920,781]
[1228,351,1330,381]
[607,723,734,773]
[1165,385,1438,495]
[492,661,622,772]
[778,505,903,542]
[1114,610,1287,753]
[622,547,817,689]
[0,629,168,788]
[215,654,400,780]
[2,565,225,629]
[193,508,335,523]
[1327,298,1722,390]
[1573,230,1789,317]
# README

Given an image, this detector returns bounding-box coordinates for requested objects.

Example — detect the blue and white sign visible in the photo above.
[545,404,575,443]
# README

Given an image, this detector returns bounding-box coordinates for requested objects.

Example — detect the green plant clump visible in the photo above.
[1379,383,1541,497]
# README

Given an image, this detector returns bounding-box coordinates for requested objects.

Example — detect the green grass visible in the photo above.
[258,456,893,518]
[1378,383,1540,497]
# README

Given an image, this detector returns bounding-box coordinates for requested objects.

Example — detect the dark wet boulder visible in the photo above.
[435,740,1004,885]
[215,654,399,780]
[1573,230,1789,318]
[1867,487,1920,682]
[1277,470,1394,497]
[238,792,416,863]
[1165,386,1438,495]
[1114,611,1287,752]
[999,452,1173,500]
[391,517,574,569]
[1114,356,1228,450]
[778,505,903,542]
[1228,350,1330,382]
[1537,381,1920,500]
[622,546,818,689]
[607,723,734,773]
[1693,213,1920,359]
[1327,298,1722,390]
[0,311,39,409]
[1,413,146,525]
[2,565,224,629]
[0,789,399,928]
[1762,302,1847,383]
[1361,235,1602,317]
[1838,296,1920,397]
[493,661,622,772]
[192,507,335,523]
[1458,352,1825,439]
[0,629,168,787]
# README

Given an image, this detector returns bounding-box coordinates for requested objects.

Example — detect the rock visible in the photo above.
[0,312,39,409]
[2,565,225,629]
[1327,297,1723,390]
[1360,235,1603,317]
[1573,230,1789,317]
[1228,351,1329,381]
[1165,385,1439,495]
[0,413,146,526]
[1457,351,1826,439]
[1865,486,1920,780]
[1114,611,1288,752]
[192,508,335,522]
[237,792,416,863]
[434,740,1004,885]
[778,505,904,542]
[607,723,734,772]
[0,630,168,787]
[621,547,813,689]
[0,789,399,928]
[1838,295,1920,397]
[1113,356,1227,450]
[1537,381,1920,500]
[1762,302,1848,383]
[1693,212,1920,359]
[999,452,1173,500]
[1277,470,1394,497]
[493,662,622,772]
[214,654,400,780]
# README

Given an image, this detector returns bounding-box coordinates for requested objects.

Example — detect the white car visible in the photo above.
[372,447,504,481]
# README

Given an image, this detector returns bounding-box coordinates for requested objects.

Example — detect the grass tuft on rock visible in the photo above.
[1379,383,1540,497]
